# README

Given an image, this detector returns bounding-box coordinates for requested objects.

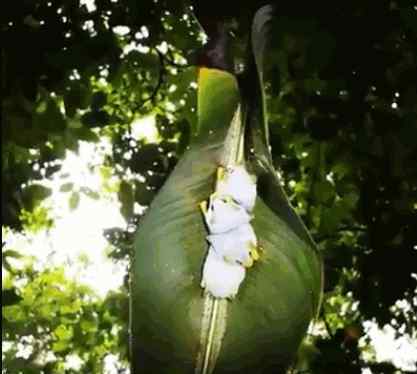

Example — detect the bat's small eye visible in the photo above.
[223,196,234,203]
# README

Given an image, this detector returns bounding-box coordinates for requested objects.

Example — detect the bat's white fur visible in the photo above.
[207,224,257,266]
[201,248,246,299]
[200,165,258,299]
[204,196,251,234]
[216,165,257,211]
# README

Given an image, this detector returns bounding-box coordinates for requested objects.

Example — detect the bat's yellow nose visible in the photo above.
[242,257,254,268]
[199,200,208,214]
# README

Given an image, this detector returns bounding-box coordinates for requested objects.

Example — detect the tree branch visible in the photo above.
[134,48,165,112]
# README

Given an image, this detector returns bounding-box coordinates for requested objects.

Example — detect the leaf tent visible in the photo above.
[131,6,323,373]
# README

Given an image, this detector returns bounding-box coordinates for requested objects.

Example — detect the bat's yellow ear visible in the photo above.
[249,243,261,262]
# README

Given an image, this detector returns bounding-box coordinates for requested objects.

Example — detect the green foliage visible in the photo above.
[2,253,129,373]
[2,1,417,373]
[20,206,53,233]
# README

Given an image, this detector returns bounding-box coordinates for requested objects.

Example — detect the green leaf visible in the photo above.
[2,288,23,306]
[21,184,52,211]
[69,192,80,211]
[54,324,73,340]
[60,182,74,192]
[245,4,275,166]
[52,340,70,352]
[33,98,67,133]
[118,181,134,221]
[313,180,335,204]
[2,249,23,260]
[195,68,240,140]
[2,261,14,274]
[26,184,52,200]
[319,204,345,235]
[80,319,97,333]
[73,126,101,143]
[80,186,100,200]
[131,25,323,372]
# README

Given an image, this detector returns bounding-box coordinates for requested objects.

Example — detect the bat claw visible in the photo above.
[216,166,225,182]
